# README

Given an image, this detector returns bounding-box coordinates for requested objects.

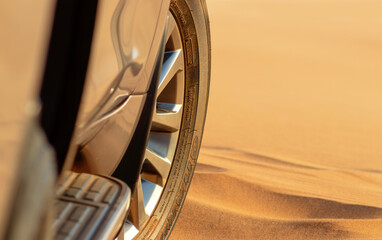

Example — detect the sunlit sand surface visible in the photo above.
[171,0,382,239]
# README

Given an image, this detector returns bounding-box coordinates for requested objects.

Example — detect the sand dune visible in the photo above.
[170,0,382,239]
[171,148,382,239]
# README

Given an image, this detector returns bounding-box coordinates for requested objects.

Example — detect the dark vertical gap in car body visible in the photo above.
[39,0,99,172]
[112,34,166,192]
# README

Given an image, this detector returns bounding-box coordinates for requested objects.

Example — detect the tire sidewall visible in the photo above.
[136,0,210,239]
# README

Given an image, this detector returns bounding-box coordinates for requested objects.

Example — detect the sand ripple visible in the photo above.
[170,147,382,239]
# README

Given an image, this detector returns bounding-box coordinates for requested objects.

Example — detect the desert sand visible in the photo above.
[170,0,382,239]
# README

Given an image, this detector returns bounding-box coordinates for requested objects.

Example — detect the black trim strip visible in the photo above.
[40,0,99,172]
[112,34,166,191]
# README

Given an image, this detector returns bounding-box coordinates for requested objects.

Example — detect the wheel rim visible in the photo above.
[124,12,185,238]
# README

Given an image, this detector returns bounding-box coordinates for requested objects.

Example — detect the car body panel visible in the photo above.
[68,0,171,176]
[77,0,170,130]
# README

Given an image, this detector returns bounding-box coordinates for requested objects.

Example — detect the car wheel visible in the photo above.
[123,0,210,239]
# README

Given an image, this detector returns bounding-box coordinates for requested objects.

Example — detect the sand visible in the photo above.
[170,0,382,239]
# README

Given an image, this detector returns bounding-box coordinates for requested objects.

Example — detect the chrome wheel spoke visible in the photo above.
[152,103,182,132]
[158,50,183,96]
[143,149,171,186]
[128,177,149,230]
[165,13,177,43]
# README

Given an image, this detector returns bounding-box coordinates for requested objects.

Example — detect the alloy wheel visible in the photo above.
[124,12,185,238]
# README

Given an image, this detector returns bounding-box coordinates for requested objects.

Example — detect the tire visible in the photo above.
[134,0,211,239]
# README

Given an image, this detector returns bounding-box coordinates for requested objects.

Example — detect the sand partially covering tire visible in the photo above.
[171,0,382,239]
